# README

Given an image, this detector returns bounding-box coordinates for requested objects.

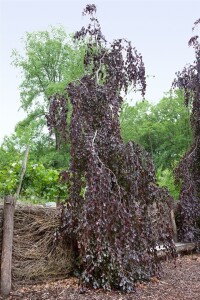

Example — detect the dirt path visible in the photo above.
[2,254,200,300]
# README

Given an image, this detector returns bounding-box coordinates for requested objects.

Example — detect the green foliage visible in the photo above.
[23,163,67,202]
[120,90,192,170]
[0,161,21,196]
[0,26,87,202]
[120,90,192,197]
[1,130,70,169]
[120,99,152,144]
[156,167,180,200]
[11,26,85,159]
[11,26,85,111]
[0,153,67,202]
[152,90,192,168]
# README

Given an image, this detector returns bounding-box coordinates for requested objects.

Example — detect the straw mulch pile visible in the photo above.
[0,204,74,286]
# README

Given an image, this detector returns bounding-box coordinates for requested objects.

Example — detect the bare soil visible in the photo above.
[1,254,200,300]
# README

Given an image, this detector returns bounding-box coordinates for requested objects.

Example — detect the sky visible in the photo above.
[0,0,200,143]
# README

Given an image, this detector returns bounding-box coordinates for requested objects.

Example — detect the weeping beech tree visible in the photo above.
[173,19,200,243]
[49,4,175,291]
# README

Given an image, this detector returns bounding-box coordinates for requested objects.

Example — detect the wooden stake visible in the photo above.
[1,146,29,296]
[0,196,15,296]
[170,209,178,242]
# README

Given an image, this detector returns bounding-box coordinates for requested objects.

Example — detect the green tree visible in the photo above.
[120,90,192,198]
[12,26,85,110]
[11,26,85,152]
[120,99,153,145]
[0,113,70,169]
[152,90,192,169]
[0,155,67,202]
[120,90,192,169]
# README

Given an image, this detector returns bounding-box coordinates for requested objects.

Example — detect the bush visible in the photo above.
[156,168,180,200]
[0,160,67,202]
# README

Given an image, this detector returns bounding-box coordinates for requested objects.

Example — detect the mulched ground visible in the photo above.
[1,254,200,300]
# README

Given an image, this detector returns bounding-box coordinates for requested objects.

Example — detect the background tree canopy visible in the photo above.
[120,90,192,198]
[11,26,86,159]
[120,90,192,170]
[11,26,85,110]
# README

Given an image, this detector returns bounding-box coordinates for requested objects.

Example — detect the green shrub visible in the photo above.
[156,167,180,200]
[0,160,67,202]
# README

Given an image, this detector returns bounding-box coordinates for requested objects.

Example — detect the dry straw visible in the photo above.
[0,205,73,286]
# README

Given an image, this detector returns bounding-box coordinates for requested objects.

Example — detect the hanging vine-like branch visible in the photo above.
[173,18,200,243]
[46,93,68,150]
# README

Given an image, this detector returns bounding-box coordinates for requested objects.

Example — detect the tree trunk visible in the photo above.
[55,131,61,151]
[1,196,15,297]
[170,209,178,242]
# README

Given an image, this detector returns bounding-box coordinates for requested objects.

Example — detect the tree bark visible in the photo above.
[1,196,15,297]
[170,209,178,242]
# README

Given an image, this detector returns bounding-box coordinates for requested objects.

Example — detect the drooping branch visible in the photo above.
[46,93,68,150]
[173,19,200,242]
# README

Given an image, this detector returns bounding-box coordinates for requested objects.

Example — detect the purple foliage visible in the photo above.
[54,4,175,291]
[173,19,200,243]
[46,94,68,150]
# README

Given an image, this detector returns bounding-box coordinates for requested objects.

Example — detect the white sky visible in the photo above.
[0,0,200,143]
